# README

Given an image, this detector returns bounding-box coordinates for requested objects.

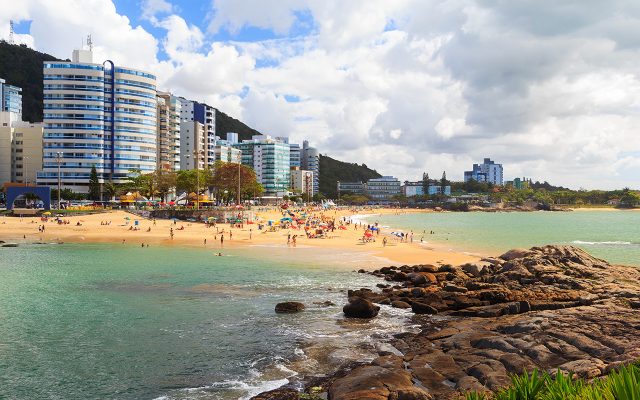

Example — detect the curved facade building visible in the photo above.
[38,49,157,194]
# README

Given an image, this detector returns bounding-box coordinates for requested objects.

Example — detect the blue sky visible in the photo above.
[2,0,640,189]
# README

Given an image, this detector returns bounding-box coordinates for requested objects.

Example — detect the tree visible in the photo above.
[440,171,448,190]
[155,170,177,202]
[88,166,101,201]
[210,161,262,203]
[619,188,639,208]
[422,172,430,196]
[103,180,119,201]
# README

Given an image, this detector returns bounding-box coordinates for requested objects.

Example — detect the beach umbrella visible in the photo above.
[365,231,373,237]
[42,211,51,215]
[207,217,217,221]
[124,216,131,220]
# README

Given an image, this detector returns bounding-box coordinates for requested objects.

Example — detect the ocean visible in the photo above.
[359,210,640,266]
[0,243,414,400]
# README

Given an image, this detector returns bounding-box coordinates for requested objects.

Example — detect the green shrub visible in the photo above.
[465,364,640,400]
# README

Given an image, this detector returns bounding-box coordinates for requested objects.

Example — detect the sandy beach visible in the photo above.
[0,208,480,267]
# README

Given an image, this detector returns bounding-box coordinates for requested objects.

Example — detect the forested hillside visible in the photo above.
[0,41,60,122]
[319,154,381,197]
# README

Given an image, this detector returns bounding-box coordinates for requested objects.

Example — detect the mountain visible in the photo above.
[319,154,382,197]
[214,109,261,141]
[0,41,61,123]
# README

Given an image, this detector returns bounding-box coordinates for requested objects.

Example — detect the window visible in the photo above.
[15,132,22,137]
[15,149,22,153]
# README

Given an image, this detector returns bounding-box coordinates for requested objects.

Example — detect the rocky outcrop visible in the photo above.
[329,355,431,400]
[275,301,306,313]
[343,297,380,319]
[256,245,640,400]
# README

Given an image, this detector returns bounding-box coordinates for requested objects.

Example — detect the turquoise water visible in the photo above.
[361,210,640,265]
[0,244,411,400]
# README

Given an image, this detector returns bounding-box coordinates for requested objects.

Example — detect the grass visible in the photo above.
[466,363,640,400]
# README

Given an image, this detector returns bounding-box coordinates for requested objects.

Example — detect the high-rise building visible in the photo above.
[464,158,504,185]
[0,78,22,117]
[233,135,290,196]
[37,49,157,194]
[0,112,43,186]
[290,168,313,198]
[156,92,181,171]
[213,144,241,164]
[289,143,301,168]
[301,140,319,195]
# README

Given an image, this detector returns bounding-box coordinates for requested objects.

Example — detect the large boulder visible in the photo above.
[329,364,431,400]
[275,301,305,313]
[411,301,438,315]
[250,388,301,400]
[343,297,380,318]
[499,248,532,261]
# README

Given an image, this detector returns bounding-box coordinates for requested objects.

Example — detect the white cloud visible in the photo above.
[3,0,640,189]
[141,0,175,22]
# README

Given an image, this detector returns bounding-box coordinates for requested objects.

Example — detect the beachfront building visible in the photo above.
[213,144,241,164]
[0,111,43,186]
[464,158,503,185]
[37,48,157,194]
[366,176,401,200]
[178,98,218,166]
[402,181,424,197]
[289,142,301,168]
[401,181,452,197]
[0,78,22,117]
[428,185,451,196]
[290,168,314,199]
[233,135,290,196]
[156,92,181,171]
[337,181,365,195]
[301,140,319,195]
[226,132,238,144]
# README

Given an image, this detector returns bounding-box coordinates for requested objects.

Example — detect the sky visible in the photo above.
[1,0,640,189]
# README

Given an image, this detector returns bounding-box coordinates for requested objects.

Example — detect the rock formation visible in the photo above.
[253,245,640,400]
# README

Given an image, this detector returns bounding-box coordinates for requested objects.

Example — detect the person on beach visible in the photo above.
[287,234,291,245]
[220,234,224,246]
[170,228,174,239]
[292,235,297,247]
[204,238,207,245]
[230,231,232,240]
[383,237,387,247]
[249,229,252,240]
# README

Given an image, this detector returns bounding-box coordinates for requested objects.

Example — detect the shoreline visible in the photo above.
[0,208,481,268]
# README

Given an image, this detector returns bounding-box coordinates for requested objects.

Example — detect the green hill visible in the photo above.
[214,109,261,141]
[0,41,61,123]
[319,154,381,197]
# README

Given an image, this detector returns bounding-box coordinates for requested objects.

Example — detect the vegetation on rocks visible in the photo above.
[467,363,640,400]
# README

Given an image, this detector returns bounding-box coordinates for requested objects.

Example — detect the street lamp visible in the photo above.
[56,152,62,209]
[237,160,241,206]
[193,149,204,209]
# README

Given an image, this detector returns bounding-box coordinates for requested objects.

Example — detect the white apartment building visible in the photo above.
[37,49,157,194]
[0,112,43,186]
[156,92,181,171]
[290,168,314,198]
[464,158,504,185]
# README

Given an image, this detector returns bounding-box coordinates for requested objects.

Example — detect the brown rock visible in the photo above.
[329,365,431,400]
[275,301,305,313]
[411,301,438,315]
[343,297,380,319]
[391,300,412,309]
